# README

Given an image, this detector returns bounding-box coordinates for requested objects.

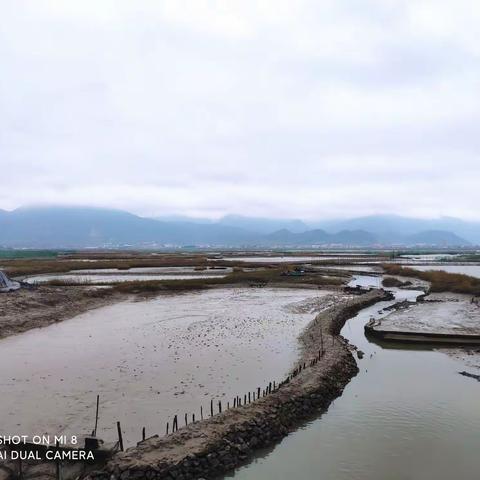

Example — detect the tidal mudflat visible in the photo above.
[0,287,335,446]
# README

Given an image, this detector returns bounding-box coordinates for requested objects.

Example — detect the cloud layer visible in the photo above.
[1,0,479,219]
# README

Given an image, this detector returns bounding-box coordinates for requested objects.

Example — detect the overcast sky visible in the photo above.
[1,1,479,220]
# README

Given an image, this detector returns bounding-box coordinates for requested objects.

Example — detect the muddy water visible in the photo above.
[229,279,480,480]
[0,288,334,446]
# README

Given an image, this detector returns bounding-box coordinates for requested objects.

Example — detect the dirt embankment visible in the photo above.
[0,287,122,340]
[86,289,391,480]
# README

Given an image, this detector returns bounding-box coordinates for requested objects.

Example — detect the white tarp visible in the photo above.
[0,270,21,292]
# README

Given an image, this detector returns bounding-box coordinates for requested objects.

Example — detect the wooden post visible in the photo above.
[142,427,145,441]
[116,422,124,451]
[234,398,237,407]
[200,406,203,420]
[210,399,214,417]
[166,422,169,435]
[193,413,195,423]
[185,413,188,426]
[248,392,251,403]
[94,394,100,437]
[257,387,261,398]
[244,394,247,404]
[218,400,222,413]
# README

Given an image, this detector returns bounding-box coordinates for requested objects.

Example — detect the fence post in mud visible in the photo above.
[193,413,195,423]
[257,387,261,398]
[244,394,247,404]
[248,392,251,403]
[142,427,145,441]
[227,402,230,410]
[234,398,237,407]
[218,401,222,413]
[273,381,276,391]
[210,399,214,417]
[173,415,178,432]
[185,413,188,426]
[269,382,272,393]
[166,422,169,435]
[200,406,203,420]
[94,394,100,437]
[116,422,124,451]
[253,392,256,401]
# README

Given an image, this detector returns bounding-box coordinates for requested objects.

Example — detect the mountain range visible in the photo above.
[0,207,476,248]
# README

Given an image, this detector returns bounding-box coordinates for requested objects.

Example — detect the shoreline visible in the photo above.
[86,288,392,480]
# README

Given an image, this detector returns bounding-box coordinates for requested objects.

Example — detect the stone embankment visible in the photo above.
[86,289,391,480]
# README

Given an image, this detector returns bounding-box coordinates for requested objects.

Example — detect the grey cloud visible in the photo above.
[1,0,479,220]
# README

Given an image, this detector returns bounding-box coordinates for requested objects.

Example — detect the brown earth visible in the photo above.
[0,286,122,340]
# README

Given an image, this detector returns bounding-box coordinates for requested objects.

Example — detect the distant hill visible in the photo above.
[311,214,480,244]
[0,207,474,248]
[218,215,308,234]
[264,228,376,246]
[404,230,469,247]
[0,207,258,248]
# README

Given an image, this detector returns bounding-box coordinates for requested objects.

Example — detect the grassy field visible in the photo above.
[382,264,480,295]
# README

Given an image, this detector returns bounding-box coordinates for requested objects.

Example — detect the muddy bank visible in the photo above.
[0,287,122,340]
[86,289,390,480]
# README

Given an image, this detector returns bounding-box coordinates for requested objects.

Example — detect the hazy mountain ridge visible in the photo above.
[0,207,474,248]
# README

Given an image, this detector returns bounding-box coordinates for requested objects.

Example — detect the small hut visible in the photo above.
[0,270,20,292]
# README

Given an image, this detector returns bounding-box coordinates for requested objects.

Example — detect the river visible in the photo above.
[228,277,480,479]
